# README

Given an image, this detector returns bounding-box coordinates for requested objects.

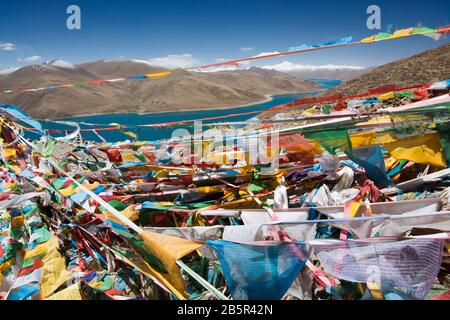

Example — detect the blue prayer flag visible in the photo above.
[347,145,394,187]
[207,240,308,300]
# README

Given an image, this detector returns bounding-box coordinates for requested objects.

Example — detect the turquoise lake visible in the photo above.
[307,78,343,88]
[35,92,316,142]
[30,79,342,142]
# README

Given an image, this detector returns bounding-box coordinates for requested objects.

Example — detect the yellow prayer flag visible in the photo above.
[24,237,59,259]
[3,148,17,159]
[122,131,137,140]
[311,140,324,154]
[105,205,139,225]
[140,231,202,297]
[45,283,82,300]
[360,35,376,43]
[383,132,446,168]
[7,165,22,174]
[302,107,317,117]
[4,182,18,190]
[367,282,384,300]
[375,131,397,145]
[0,259,14,274]
[350,130,377,149]
[75,181,100,193]
[356,116,392,127]
[41,248,61,263]
[153,169,169,178]
[158,201,175,207]
[147,71,172,78]
[40,256,72,298]
[59,186,76,197]
[379,92,395,101]
[384,156,399,171]
[121,152,136,161]
[113,252,186,300]
[200,140,214,157]
[388,28,413,39]
[11,216,25,228]
[195,186,223,194]
[344,197,363,218]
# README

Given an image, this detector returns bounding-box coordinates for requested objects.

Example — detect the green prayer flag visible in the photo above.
[21,253,46,268]
[395,92,415,98]
[74,82,89,87]
[10,228,25,239]
[30,227,53,244]
[191,201,215,209]
[305,129,352,154]
[95,279,114,291]
[133,153,146,162]
[247,183,265,193]
[43,140,57,157]
[374,32,392,41]
[55,192,63,204]
[100,200,128,213]
[322,105,332,115]
[413,26,437,35]
[52,179,66,190]
[437,125,450,164]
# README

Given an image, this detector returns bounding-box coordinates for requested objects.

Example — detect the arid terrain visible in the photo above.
[0,60,319,119]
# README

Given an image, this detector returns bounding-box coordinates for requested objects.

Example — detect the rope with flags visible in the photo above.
[1,25,448,95]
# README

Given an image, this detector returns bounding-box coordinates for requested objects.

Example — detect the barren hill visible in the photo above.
[324,42,450,97]
[0,60,318,119]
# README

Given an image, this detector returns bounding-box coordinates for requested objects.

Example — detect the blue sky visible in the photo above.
[0,0,449,72]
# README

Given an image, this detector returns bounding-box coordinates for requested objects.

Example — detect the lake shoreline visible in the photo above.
[42,90,323,121]
[34,90,330,142]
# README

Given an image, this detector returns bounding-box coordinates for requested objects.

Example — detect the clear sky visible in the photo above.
[0,0,449,72]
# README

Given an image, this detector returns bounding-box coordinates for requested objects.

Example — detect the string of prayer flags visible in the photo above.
[0,79,449,301]
[0,105,43,132]
[289,36,352,52]
[3,25,449,95]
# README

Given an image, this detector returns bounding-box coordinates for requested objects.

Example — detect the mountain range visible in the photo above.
[1,41,448,119]
[0,60,320,119]
[260,61,371,81]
